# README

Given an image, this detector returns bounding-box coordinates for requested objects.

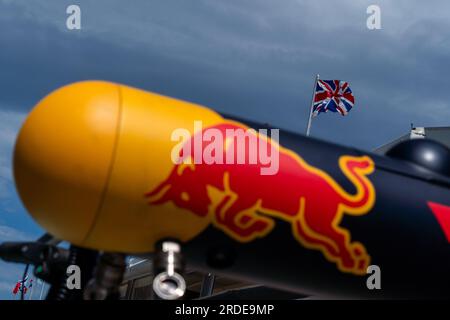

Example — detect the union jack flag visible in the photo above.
[12,276,28,295]
[313,80,355,116]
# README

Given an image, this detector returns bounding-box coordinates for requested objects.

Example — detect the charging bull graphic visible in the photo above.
[145,122,376,275]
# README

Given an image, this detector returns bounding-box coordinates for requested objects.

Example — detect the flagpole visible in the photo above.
[20,264,29,300]
[305,74,319,137]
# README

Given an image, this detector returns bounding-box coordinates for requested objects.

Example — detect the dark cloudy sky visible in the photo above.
[0,0,449,299]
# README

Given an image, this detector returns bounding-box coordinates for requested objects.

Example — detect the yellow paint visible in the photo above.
[181,192,190,202]
[14,81,222,253]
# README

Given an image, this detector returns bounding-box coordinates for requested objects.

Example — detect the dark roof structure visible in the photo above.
[374,126,450,154]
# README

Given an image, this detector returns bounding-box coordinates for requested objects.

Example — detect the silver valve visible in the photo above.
[152,240,186,300]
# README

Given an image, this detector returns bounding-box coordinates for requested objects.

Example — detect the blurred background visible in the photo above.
[1,0,449,299]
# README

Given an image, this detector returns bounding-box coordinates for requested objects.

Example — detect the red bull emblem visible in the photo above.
[145,121,376,275]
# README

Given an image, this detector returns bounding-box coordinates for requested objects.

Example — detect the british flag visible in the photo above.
[313,80,355,116]
[12,275,28,295]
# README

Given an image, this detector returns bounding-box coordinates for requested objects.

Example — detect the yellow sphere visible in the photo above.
[14,81,224,253]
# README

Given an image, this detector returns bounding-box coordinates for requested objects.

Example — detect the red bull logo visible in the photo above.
[145,121,376,275]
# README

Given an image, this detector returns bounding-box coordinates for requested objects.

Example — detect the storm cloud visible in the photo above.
[1,0,449,149]
[0,0,449,298]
